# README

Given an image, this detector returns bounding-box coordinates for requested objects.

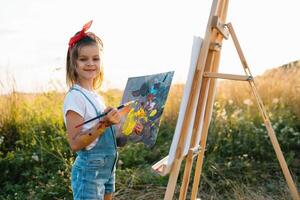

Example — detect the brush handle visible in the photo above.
[75,100,134,128]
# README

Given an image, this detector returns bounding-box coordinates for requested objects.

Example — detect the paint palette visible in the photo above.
[116,71,174,148]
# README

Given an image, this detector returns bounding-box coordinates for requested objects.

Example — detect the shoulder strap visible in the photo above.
[70,87,100,116]
[70,87,117,147]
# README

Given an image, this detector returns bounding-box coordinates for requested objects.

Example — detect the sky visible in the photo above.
[0,0,300,94]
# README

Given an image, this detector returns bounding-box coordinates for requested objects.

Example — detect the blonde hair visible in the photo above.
[66,33,104,89]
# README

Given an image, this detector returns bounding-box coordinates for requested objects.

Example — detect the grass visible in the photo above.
[0,61,299,199]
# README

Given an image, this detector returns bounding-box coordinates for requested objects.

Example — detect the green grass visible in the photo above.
[0,63,300,199]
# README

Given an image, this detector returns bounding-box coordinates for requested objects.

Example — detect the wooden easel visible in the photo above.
[163,0,300,199]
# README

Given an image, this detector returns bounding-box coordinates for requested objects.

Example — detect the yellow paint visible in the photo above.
[122,106,149,136]
[136,108,148,122]
[122,109,137,136]
[149,109,157,117]
[81,135,90,145]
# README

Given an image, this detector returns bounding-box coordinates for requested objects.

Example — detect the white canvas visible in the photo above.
[152,36,203,175]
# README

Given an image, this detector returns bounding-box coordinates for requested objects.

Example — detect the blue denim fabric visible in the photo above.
[71,127,118,200]
[69,87,118,200]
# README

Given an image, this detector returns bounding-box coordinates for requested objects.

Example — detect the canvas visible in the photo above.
[152,36,203,175]
[116,71,174,148]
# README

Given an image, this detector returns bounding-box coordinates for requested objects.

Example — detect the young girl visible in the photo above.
[63,20,142,200]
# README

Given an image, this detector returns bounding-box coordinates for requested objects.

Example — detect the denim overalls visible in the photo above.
[70,87,118,200]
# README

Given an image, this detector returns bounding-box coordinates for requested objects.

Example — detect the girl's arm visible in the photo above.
[65,107,120,152]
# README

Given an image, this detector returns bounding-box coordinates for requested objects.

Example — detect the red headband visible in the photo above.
[68,20,93,49]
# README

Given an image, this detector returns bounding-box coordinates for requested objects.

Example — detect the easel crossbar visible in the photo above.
[203,72,253,81]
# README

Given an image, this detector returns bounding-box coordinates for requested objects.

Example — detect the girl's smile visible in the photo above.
[75,44,101,90]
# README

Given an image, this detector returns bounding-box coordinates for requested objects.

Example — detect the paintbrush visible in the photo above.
[75,100,135,128]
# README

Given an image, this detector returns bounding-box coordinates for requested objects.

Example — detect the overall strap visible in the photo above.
[70,87,100,116]
[70,87,116,148]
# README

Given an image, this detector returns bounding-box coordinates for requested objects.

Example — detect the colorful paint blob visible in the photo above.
[117,71,174,148]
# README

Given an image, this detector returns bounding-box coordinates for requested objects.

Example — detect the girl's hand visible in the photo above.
[133,121,143,135]
[103,107,121,125]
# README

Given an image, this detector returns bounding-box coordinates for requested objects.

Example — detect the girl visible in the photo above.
[63,20,142,200]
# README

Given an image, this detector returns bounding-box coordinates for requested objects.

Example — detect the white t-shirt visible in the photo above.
[63,84,106,150]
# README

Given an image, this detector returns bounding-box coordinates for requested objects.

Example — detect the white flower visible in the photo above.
[32,153,39,162]
[231,109,242,118]
[243,99,253,106]
[216,109,227,120]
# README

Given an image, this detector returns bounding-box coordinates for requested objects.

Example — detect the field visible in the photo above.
[0,61,299,199]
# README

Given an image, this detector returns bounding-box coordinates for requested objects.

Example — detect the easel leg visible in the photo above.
[249,81,300,200]
[190,142,206,200]
[190,81,217,200]
[227,23,300,200]
[164,157,184,200]
[179,52,216,200]
[190,50,221,200]
[179,0,230,197]
[179,150,195,200]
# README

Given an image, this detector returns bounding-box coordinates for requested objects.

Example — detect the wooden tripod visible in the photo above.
[163,0,300,199]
